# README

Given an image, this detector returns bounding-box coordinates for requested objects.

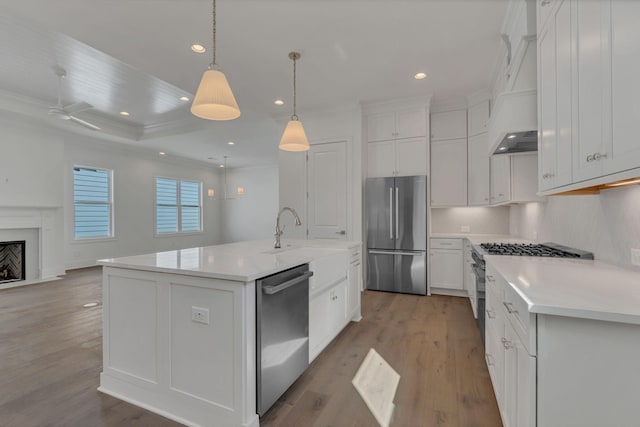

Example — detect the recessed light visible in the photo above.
[219,164,225,168]
[119,111,130,116]
[499,147,508,151]
[191,44,206,53]
[507,134,517,139]
[83,302,98,308]
[159,152,166,156]
[414,72,427,80]
[179,96,190,102]
[274,99,285,106]
[227,141,235,145]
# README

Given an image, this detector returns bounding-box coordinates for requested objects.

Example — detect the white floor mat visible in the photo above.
[352,348,400,427]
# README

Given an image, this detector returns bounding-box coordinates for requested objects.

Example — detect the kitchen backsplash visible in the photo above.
[510,185,640,270]
[431,206,511,235]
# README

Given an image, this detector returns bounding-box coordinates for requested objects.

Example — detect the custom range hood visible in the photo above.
[488,13,538,156]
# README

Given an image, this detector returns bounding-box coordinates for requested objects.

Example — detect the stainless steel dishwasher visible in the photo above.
[256,264,313,416]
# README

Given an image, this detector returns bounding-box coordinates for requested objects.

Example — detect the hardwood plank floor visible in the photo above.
[0,267,501,427]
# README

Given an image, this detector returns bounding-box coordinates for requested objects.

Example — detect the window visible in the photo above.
[156,178,202,234]
[73,166,113,239]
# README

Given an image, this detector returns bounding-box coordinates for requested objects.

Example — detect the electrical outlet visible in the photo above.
[631,248,640,267]
[460,225,470,233]
[191,306,210,325]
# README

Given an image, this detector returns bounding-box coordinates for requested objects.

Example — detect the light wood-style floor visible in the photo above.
[0,267,501,427]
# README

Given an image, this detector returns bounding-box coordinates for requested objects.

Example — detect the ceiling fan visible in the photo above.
[48,67,100,131]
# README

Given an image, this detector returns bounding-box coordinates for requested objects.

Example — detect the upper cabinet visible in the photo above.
[491,153,544,205]
[468,101,490,137]
[365,105,429,178]
[468,133,491,206]
[431,138,468,207]
[366,109,427,142]
[430,110,467,141]
[537,0,640,194]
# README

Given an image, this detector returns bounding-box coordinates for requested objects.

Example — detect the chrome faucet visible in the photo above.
[274,207,302,248]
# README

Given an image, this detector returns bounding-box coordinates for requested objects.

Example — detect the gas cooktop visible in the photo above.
[479,242,594,259]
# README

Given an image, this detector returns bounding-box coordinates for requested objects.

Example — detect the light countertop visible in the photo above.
[430,233,534,245]
[486,256,640,325]
[98,239,360,282]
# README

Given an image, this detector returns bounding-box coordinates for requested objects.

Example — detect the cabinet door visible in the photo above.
[331,279,349,335]
[485,291,505,405]
[429,249,463,290]
[538,13,558,191]
[367,140,395,177]
[348,256,361,320]
[430,110,467,141]
[367,112,396,142]
[468,101,490,137]
[395,137,428,176]
[396,109,426,139]
[608,0,640,175]
[503,322,518,427]
[490,155,509,204]
[468,133,490,205]
[430,138,467,206]
[309,287,333,362]
[572,0,611,182]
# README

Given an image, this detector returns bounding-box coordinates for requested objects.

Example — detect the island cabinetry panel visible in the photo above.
[347,245,362,321]
[309,278,348,362]
[100,267,259,427]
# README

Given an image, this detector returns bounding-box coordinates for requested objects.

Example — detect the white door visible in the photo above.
[307,141,347,240]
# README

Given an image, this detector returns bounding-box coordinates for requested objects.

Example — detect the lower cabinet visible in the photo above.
[430,238,464,291]
[309,278,348,362]
[347,246,362,321]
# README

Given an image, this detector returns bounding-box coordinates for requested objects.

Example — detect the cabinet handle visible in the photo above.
[542,173,555,179]
[503,301,518,314]
[486,309,496,319]
[498,193,504,197]
[485,353,495,366]
[586,154,594,162]
[501,337,514,349]
[484,198,489,201]
[541,0,551,6]
[486,274,495,282]
[593,152,608,161]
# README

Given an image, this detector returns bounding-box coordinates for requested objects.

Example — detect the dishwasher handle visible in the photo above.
[262,271,314,295]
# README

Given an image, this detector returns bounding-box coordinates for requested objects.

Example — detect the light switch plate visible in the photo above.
[191,306,210,325]
[631,248,640,267]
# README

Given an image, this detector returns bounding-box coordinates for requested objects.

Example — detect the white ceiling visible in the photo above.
[0,0,509,168]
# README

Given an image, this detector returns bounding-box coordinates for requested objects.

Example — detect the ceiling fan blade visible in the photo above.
[63,102,93,115]
[69,115,100,131]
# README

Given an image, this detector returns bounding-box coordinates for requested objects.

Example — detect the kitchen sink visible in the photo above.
[260,244,300,254]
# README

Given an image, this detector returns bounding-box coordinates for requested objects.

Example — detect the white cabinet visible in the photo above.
[467,133,491,206]
[485,263,536,427]
[309,278,348,362]
[430,138,467,206]
[347,246,362,321]
[537,0,572,191]
[430,110,467,141]
[367,137,428,177]
[429,238,463,291]
[463,240,477,317]
[490,153,543,205]
[537,0,640,194]
[366,109,426,142]
[468,100,490,137]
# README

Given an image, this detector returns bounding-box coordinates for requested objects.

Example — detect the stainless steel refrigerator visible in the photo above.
[365,176,427,295]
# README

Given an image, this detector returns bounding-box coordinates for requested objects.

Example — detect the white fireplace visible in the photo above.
[0,207,64,289]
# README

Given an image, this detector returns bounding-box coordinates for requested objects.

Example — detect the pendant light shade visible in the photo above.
[280,119,309,151]
[191,0,240,121]
[191,68,240,120]
[279,51,309,152]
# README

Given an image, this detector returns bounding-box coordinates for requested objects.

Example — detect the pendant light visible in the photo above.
[191,0,240,121]
[209,156,245,200]
[279,52,310,151]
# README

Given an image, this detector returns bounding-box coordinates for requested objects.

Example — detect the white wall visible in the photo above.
[431,206,511,235]
[510,185,640,270]
[219,165,278,243]
[63,135,223,268]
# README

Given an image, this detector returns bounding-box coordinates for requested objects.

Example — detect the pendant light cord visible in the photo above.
[212,0,217,66]
[292,55,298,120]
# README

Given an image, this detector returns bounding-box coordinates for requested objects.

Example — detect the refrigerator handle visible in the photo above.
[395,186,399,239]
[389,187,393,240]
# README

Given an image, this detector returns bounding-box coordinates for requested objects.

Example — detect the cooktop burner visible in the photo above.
[479,242,594,259]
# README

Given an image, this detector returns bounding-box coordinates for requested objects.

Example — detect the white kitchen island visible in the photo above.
[97,239,361,427]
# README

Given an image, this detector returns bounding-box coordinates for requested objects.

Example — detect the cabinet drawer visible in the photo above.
[485,265,503,301]
[430,238,463,249]
[503,283,536,355]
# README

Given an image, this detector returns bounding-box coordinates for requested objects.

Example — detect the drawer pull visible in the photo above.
[503,302,518,314]
[541,0,551,6]
[501,337,513,349]
[486,309,496,319]
[486,274,495,282]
